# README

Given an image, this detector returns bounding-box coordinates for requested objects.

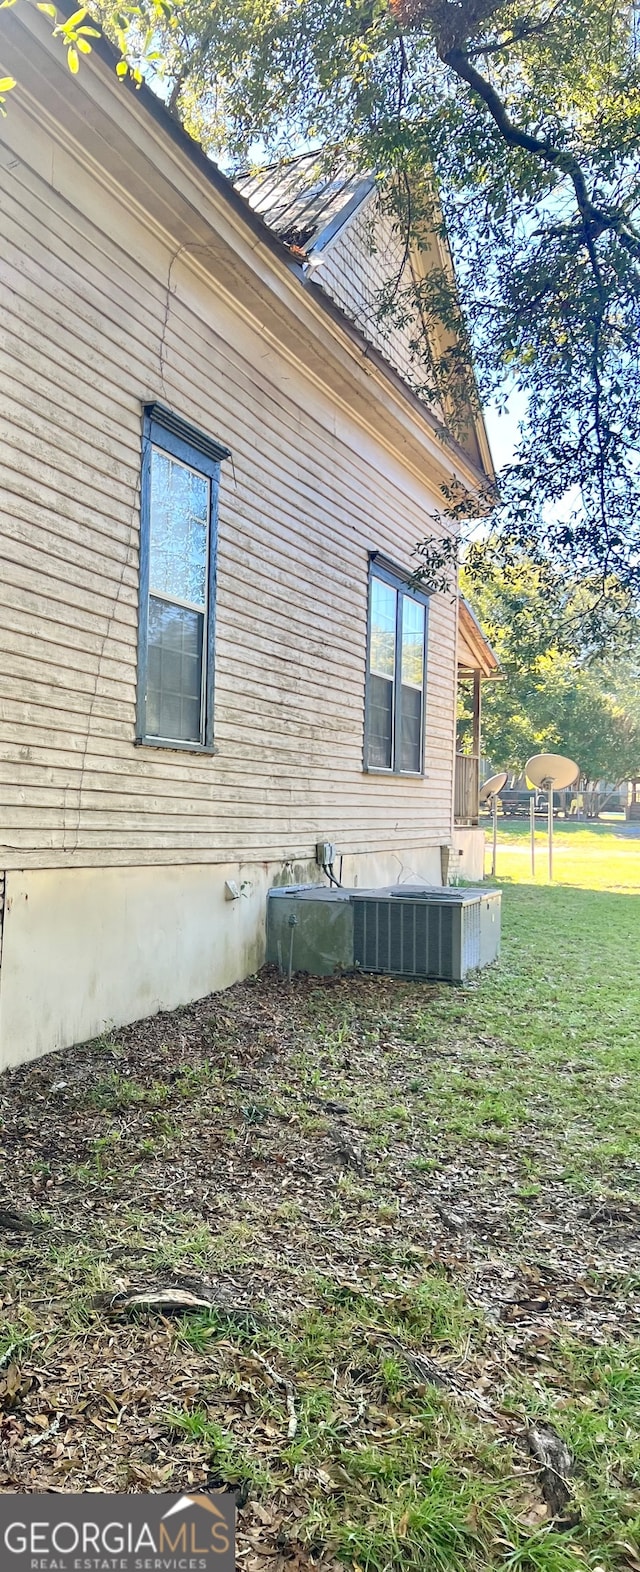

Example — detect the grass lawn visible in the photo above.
[488,815,639,894]
[1,826,639,1571]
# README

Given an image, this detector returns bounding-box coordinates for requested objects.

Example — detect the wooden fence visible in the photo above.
[454,753,479,825]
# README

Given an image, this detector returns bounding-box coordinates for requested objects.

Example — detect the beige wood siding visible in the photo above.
[0,71,458,874]
[317,198,435,408]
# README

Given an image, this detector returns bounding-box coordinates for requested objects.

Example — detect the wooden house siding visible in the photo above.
[318,198,431,405]
[0,100,459,875]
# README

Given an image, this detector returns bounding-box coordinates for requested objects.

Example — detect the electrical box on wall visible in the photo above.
[316,841,336,866]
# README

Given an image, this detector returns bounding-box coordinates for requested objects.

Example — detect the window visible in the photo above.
[365,557,429,774]
[136,405,229,750]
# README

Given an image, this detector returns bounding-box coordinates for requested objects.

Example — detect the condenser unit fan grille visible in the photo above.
[352,895,481,982]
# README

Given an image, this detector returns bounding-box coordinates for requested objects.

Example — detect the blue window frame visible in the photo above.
[364,554,429,775]
[136,405,230,751]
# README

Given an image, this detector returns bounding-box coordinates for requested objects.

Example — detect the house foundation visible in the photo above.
[453,827,486,881]
[0,846,443,1070]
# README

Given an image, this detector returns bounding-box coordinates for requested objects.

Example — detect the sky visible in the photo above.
[483,388,528,472]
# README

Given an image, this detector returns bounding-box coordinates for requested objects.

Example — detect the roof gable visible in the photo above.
[235,154,493,475]
[235,154,375,255]
[236,156,440,411]
[312,194,425,408]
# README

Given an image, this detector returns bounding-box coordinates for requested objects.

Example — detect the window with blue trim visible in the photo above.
[137,406,229,750]
[365,559,429,775]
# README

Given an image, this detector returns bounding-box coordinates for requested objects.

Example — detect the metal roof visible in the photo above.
[234,153,375,255]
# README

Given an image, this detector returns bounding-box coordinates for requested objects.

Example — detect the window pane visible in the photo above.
[368,673,394,769]
[370,577,397,679]
[149,448,209,608]
[146,597,204,743]
[401,597,425,689]
[399,684,423,772]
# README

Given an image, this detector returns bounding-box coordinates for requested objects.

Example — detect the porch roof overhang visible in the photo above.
[457,597,501,680]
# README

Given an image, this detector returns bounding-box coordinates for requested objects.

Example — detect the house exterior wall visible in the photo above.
[318,199,430,403]
[453,828,486,882]
[0,845,445,1070]
[0,20,479,1069]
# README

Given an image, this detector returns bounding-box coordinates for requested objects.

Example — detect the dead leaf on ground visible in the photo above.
[526,1421,575,1518]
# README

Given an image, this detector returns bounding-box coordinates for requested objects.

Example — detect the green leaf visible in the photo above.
[115,59,128,75]
[0,75,16,91]
[67,45,79,72]
[37,3,58,14]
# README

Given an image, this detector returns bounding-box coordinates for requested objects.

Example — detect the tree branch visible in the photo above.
[466,1,566,58]
[440,44,640,263]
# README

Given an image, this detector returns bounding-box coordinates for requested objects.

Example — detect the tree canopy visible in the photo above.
[97,0,640,613]
[3,0,640,621]
[459,552,640,783]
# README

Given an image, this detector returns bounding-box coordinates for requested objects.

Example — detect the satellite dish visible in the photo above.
[525,754,579,881]
[479,772,508,878]
[479,771,508,806]
[525,753,579,790]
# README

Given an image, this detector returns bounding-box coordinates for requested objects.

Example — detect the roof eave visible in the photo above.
[457,596,501,678]
[2,0,493,498]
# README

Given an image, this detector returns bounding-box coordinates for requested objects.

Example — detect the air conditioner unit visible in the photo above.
[265,886,354,977]
[353,887,501,982]
[266,885,501,983]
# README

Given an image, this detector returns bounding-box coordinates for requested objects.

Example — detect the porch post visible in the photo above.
[472,669,481,759]
[470,670,481,826]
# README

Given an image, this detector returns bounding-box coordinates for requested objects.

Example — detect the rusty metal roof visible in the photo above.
[234,153,375,255]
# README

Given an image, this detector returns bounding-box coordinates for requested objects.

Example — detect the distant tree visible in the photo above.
[460,552,640,785]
